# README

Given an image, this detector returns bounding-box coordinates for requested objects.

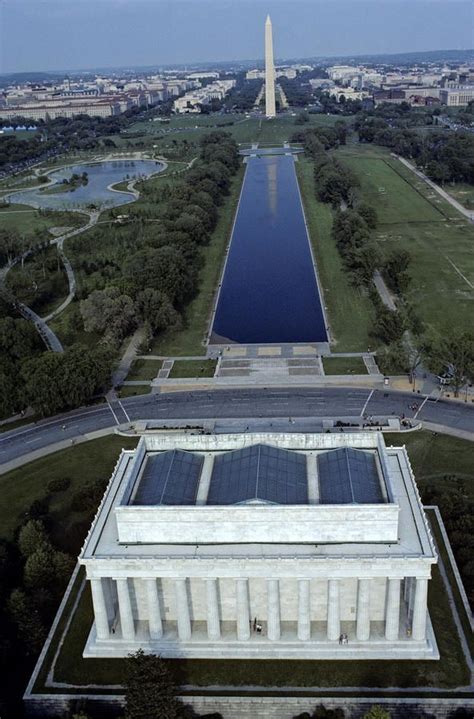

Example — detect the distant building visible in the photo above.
[440,87,474,106]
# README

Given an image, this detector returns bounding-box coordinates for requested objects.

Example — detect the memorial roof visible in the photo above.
[207,443,308,505]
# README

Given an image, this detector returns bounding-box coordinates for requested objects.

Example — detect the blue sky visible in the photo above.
[1,0,472,74]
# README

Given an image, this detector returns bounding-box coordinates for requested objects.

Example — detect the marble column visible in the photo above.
[175,578,191,641]
[206,579,221,640]
[385,577,401,641]
[267,579,281,641]
[236,578,250,640]
[145,578,162,640]
[297,579,311,641]
[116,577,135,640]
[327,579,340,641]
[412,578,428,641]
[90,578,110,640]
[356,578,371,641]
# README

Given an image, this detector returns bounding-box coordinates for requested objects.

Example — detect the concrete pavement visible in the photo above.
[0,387,472,473]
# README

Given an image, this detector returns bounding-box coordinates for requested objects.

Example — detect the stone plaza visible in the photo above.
[80,431,439,661]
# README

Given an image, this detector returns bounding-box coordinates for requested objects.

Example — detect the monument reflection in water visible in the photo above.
[211,153,327,344]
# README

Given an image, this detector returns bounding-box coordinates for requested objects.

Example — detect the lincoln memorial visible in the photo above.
[79,431,439,660]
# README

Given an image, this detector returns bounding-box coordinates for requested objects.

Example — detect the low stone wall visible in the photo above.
[24,693,474,719]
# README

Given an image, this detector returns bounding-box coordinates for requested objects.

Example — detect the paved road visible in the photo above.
[0,387,473,470]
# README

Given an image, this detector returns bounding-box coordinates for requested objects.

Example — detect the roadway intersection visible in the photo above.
[1,387,473,470]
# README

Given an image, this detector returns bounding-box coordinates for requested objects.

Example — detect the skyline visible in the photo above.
[1,0,473,75]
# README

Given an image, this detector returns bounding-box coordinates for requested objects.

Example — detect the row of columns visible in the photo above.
[90,575,429,643]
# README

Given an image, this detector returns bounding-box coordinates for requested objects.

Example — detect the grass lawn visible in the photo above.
[0,434,138,551]
[296,157,374,352]
[169,359,217,379]
[385,431,474,491]
[323,356,368,375]
[126,359,162,381]
[118,385,152,398]
[335,146,474,336]
[0,204,88,237]
[150,167,245,356]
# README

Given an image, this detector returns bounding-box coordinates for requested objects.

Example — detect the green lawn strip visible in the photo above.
[118,385,152,398]
[126,359,162,382]
[323,356,367,375]
[169,359,217,379]
[0,435,138,547]
[32,566,87,693]
[48,564,468,691]
[426,509,474,658]
[150,167,245,356]
[0,414,38,432]
[296,157,374,352]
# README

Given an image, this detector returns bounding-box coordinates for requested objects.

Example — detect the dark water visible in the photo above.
[211,154,327,344]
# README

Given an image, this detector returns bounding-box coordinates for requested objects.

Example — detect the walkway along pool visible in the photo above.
[7,159,165,210]
[210,153,328,344]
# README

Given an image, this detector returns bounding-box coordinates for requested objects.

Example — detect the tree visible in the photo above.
[125,649,181,719]
[80,287,137,343]
[136,289,180,334]
[7,588,46,654]
[18,520,50,557]
[362,707,391,719]
[421,330,474,397]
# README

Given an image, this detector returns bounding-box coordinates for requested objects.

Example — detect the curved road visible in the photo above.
[0,387,473,471]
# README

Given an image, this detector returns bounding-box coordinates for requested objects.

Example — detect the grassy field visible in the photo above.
[385,431,474,491]
[123,112,342,153]
[0,204,87,236]
[296,157,374,352]
[0,435,138,550]
[169,359,217,378]
[126,359,162,381]
[322,356,368,375]
[150,166,245,356]
[336,145,474,336]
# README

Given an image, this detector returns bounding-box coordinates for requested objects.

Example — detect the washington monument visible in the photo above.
[265,14,276,118]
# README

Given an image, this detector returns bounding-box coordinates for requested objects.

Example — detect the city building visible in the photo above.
[80,431,439,661]
[440,86,474,106]
[173,79,235,113]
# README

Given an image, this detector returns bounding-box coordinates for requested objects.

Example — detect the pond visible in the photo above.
[211,153,327,344]
[7,159,165,210]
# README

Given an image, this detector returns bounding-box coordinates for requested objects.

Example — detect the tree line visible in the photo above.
[73,131,240,350]
[356,115,474,184]
[1,131,240,419]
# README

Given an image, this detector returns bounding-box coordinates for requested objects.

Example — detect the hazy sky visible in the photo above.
[1,0,473,74]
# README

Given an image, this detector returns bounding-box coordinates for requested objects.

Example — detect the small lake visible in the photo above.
[8,159,165,210]
[211,153,328,344]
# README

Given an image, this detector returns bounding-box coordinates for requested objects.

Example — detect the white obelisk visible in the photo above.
[265,14,276,118]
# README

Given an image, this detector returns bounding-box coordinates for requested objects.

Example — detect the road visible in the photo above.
[0,387,473,470]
